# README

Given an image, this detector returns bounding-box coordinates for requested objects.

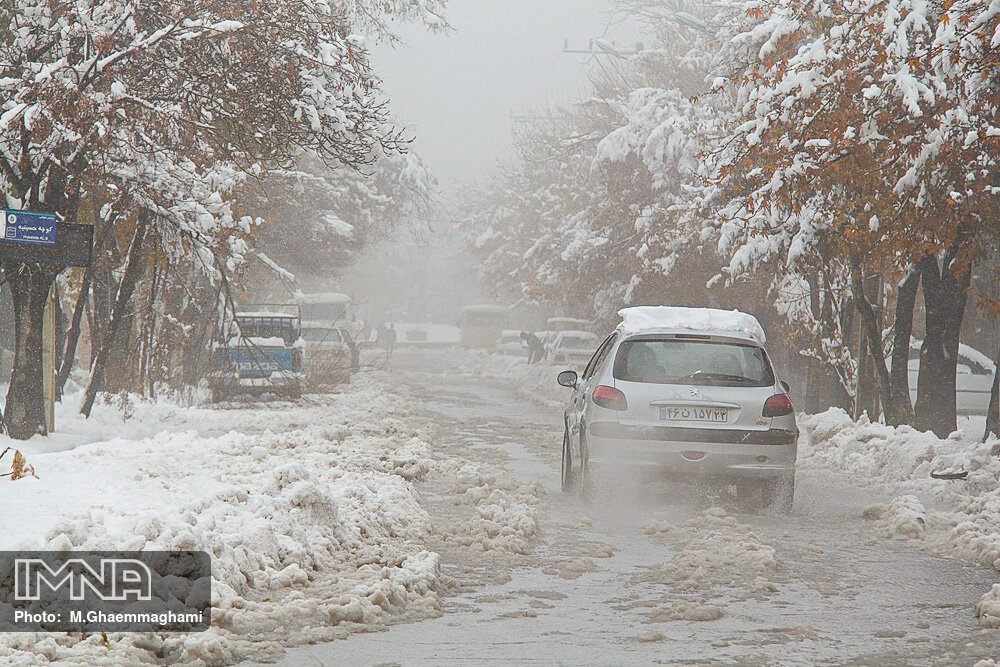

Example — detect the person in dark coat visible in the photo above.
[521,331,545,365]
[381,323,396,359]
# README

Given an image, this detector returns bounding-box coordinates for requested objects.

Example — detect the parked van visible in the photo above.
[460,305,508,347]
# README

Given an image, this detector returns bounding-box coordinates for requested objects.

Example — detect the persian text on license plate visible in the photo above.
[659,406,728,423]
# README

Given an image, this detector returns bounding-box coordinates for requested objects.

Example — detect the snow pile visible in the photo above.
[636,507,777,596]
[617,306,766,344]
[0,384,447,664]
[977,585,1000,629]
[800,409,1000,626]
[433,458,541,555]
[798,409,967,487]
[861,495,930,539]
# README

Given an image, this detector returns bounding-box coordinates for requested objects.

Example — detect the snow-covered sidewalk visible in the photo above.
[796,409,1000,628]
[0,374,539,664]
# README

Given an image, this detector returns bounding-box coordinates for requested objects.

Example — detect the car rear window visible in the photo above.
[613,339,775,387]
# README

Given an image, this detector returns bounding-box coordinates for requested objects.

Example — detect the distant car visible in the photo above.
[537,330,558,354]
[557,306,797,512]
[546,317,592,332]
[301,325,358,385]
[496,330,525,356]
[549,330,599,366]
[296,292,353,327]
[210,311,305,401]
[906,340,995,415]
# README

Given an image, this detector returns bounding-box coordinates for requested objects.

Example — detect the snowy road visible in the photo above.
[269,351,1000,666]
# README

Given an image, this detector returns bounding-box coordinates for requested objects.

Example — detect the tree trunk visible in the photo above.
[850,265,910,425]
[56,218,116,399]
[914,250,972,437]
[55,266,94,399]
[81,214,151,417]
[3,263,60,438]
[889,265,920,419]
[984,348,1000,442]
[853,269,882,420]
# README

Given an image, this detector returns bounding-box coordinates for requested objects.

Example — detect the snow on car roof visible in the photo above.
[617,306,766,344]
[295,292,351,304]
[911,338,996,372]
[958,343,995,371]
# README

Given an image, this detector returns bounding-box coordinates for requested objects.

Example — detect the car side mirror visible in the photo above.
[558,370,579,388]
[780,380,790,393]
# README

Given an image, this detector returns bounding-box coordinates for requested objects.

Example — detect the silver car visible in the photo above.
[557,320,797,512]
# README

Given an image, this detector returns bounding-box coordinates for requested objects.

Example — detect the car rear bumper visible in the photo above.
[585,422,797,480]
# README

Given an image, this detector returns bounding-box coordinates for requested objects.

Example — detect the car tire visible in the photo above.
[577,429,599,502]
[762,475,795,514]
[561,427,578,493]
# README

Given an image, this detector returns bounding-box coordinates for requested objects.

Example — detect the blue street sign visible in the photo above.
[1,209,57,246]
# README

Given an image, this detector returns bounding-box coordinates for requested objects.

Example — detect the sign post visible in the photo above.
[42,285,56,433]
[0,210,94,434]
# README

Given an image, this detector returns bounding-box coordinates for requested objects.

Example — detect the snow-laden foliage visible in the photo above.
[710,0,994,272]
[465,0,1000,422]
[0,0,430,268]
[254,149,436,280]
[701,0,1000,414]
[0,0,448,435]
[464,1,724,322]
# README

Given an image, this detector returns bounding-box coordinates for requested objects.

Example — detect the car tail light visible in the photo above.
[763,393,793,417]
[593,385,628,411]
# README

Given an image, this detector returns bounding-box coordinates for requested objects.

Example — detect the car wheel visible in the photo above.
[762,475,795,514]
[561,427,578,493]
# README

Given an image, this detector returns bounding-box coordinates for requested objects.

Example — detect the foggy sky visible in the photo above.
[372,0,639,185]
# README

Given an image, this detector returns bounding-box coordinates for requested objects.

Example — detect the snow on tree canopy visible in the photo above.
[617,306,767,344]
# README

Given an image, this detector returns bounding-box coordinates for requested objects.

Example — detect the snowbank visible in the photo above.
[0,376,529,664]
[799,409,1000,627]
[617,306,766,344]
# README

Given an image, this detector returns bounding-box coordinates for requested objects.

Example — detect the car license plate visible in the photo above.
[660,406,728,423]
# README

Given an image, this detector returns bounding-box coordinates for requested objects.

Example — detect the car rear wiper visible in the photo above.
[677,372,757,385]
